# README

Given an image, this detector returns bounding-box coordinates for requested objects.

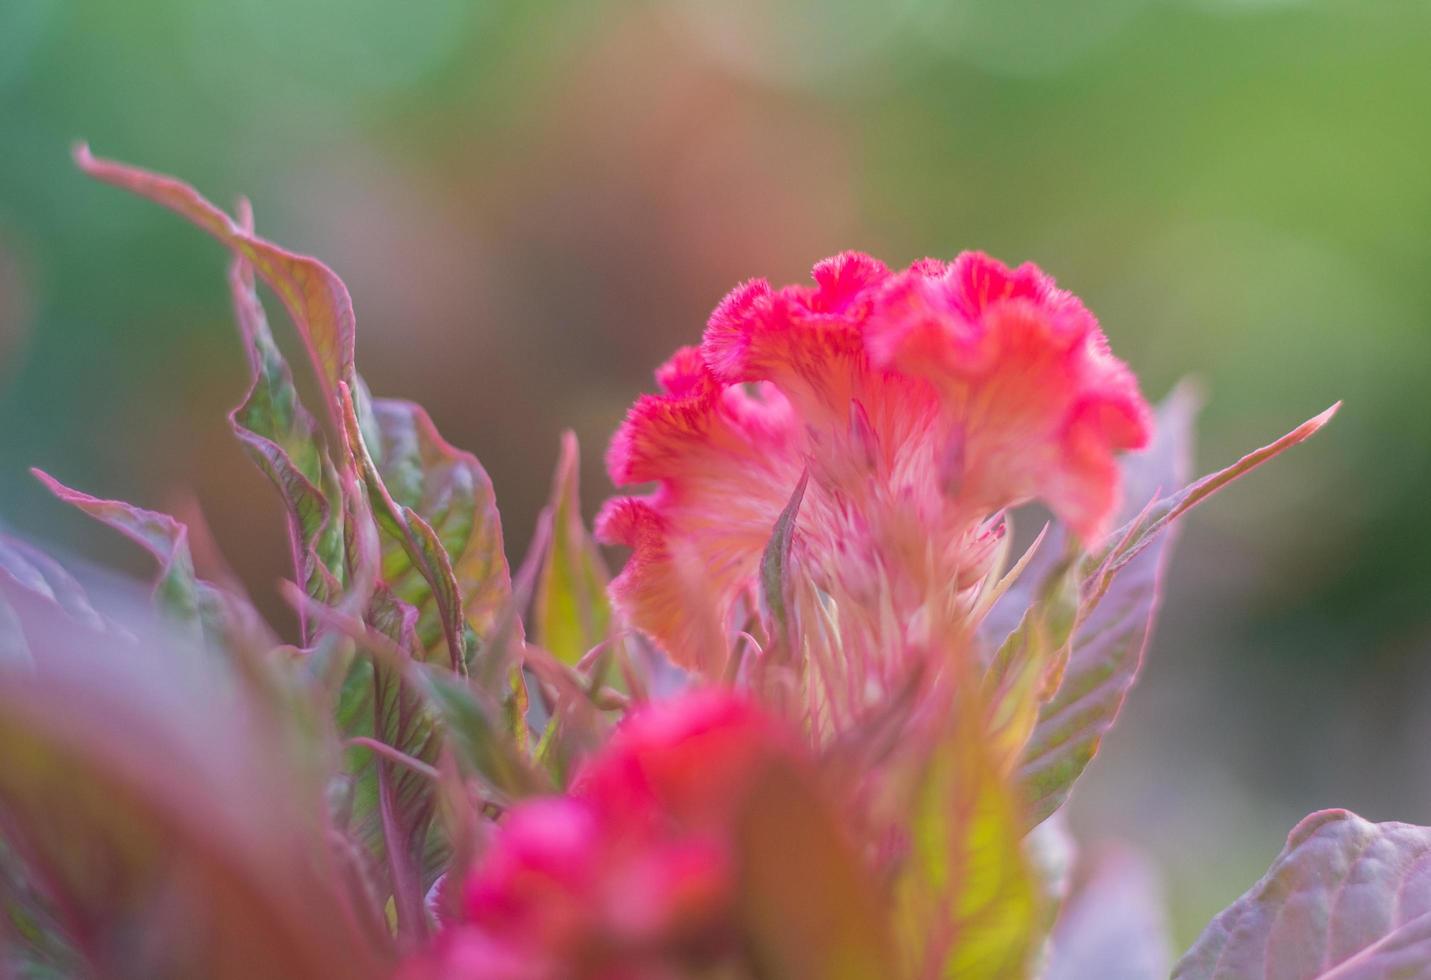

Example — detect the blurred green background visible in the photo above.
[1,0,1427,948]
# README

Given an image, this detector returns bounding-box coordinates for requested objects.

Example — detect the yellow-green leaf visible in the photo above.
[535,431,611,666]
[897,695,1040,979]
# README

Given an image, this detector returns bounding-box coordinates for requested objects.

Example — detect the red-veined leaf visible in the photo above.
[226,198,345,624]
[341,386,513,673]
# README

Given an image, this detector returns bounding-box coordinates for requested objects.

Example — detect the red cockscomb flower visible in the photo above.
[597,252,1150,723]
[405,692,812,979]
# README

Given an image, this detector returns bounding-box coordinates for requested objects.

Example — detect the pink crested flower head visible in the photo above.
[408,691,808,979]
[597,252,1151,721]
[572,687,797,830]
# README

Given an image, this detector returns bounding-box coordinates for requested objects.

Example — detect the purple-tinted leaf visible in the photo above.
[1175,810,1431,980]
[287,580,449,947]
[68,146,526,963]
[0,580,390,979]
[1020,396,1336,826]
[1091,399,1340,598]
[0,536,107,667]
[1045,846,1172,980]
[1015,387,1197,825]
[362,587,439,945]
[0,537,102,630]
[534,432,611,667]
[371,399,511,640]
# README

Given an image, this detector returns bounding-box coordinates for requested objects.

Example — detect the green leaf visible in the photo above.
[981,556,1078,773]
[225,198,345,622]
[421,669,550,801]
[1011,386,1196,826]
[75,150,360,632]
[534,431,611,666]
[1175,810,1431,980]
[342,387,513,673]
[897,694,1041,979]
[371,398,510,642]
[361,587,440,943]
[759,468,809,658]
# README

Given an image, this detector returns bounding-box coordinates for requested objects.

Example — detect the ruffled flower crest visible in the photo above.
[598,251,1151,724]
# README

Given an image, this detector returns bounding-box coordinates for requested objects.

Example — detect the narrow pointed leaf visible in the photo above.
[422,670,550,801]
[1094,400,1340,595]
[760,468,809,656]
[982,557,1078,772]
[534,432,611,666]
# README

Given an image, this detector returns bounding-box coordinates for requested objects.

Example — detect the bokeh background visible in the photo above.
[1,0,1427,949]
